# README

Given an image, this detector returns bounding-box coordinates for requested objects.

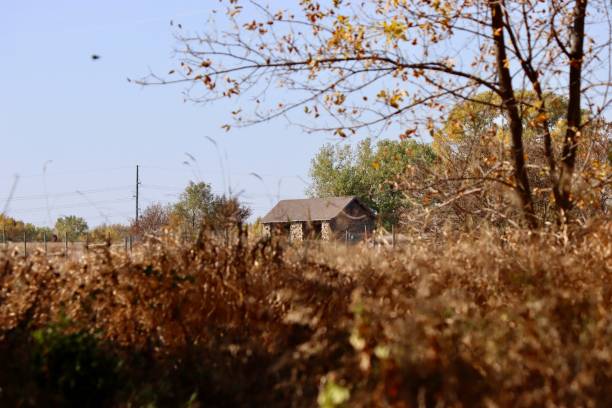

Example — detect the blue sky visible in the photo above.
[0,1,342,227]
[2,2,609,227]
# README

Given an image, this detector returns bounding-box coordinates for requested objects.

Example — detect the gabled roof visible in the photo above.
[262,196,373,223]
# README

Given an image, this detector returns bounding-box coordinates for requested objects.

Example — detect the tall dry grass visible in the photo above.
[0,220,610,407]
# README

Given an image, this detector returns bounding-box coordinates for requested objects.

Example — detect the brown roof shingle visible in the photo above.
[262,196,369,223]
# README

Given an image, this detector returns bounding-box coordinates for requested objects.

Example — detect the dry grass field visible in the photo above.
[0,220,610,407]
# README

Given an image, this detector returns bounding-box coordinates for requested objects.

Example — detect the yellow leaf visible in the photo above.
[388,91,405,108]
[381,20,407,42]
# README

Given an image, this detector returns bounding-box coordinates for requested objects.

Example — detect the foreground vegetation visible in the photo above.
[0,219,610,407]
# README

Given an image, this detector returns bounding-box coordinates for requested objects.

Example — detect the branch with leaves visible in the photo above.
[137,0,611,228]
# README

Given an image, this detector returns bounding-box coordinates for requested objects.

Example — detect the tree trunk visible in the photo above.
[557,0,588,216]
[531,81,565,223]
[489,0,538,229]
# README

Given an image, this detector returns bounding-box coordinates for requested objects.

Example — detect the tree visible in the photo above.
[0,214,52,241]
[132,203,172,236]
[139,0,611,228]
[170,182,216,235]
[208,195,252,228]
[429,91,610,225]
[169,182,251,236]
[89,224,130,243]
[433,91,568,168]
[54,216,88,242]
[308,138,435,227]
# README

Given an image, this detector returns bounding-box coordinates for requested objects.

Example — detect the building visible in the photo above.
[261,196,376,242]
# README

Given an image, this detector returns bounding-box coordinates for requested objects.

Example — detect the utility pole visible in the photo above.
[135,165,140,227]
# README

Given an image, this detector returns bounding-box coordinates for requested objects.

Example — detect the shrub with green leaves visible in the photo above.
[31,320,121,407]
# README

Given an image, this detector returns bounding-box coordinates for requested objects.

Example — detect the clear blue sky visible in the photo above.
[0,1,343,227]
[2,2,609,228]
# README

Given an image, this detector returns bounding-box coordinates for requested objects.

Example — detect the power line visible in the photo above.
[76,190,111,225]
[139,184,291,199]
[140,184,224,195]
[0,186,133,202]
[11,198,134,214]
[1,163,308,225]
[139,165,309,180]
[13,166,134,179]
[5,163,310,182]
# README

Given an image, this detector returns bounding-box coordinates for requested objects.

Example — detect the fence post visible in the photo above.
[124,236,128,252]
[129,235,133,252]
[392,224,396,248]
[23,231,27,257]
[64,231,68,257]
[85,233,89,252]
[44,231,48,255]
[364,225,367,242]
[2,226,5,249]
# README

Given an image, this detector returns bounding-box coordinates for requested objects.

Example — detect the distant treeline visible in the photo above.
[0,180,251,243]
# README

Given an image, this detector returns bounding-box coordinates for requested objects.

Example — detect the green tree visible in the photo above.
[308,138,435,227]
[54,215,88,242]
[169,182,251,236]
[29,226,54,242]
[171,182,216,234]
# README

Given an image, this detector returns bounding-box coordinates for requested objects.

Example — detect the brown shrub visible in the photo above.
[0,219,610,407]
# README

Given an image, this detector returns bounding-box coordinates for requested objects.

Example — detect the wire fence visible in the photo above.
[1,218,401,260]
[0,234,136,258]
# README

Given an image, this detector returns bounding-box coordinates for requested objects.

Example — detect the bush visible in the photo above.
[0,220,610,406]
[30,320,121,407]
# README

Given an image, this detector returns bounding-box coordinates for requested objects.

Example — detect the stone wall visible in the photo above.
[321,221,332,241]
[290,222,303,242]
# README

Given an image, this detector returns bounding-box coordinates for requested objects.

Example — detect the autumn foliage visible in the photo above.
[1,219,610,407]
[138,0,610,228]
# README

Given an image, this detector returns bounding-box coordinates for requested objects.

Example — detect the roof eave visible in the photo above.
[262,217,332,224]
